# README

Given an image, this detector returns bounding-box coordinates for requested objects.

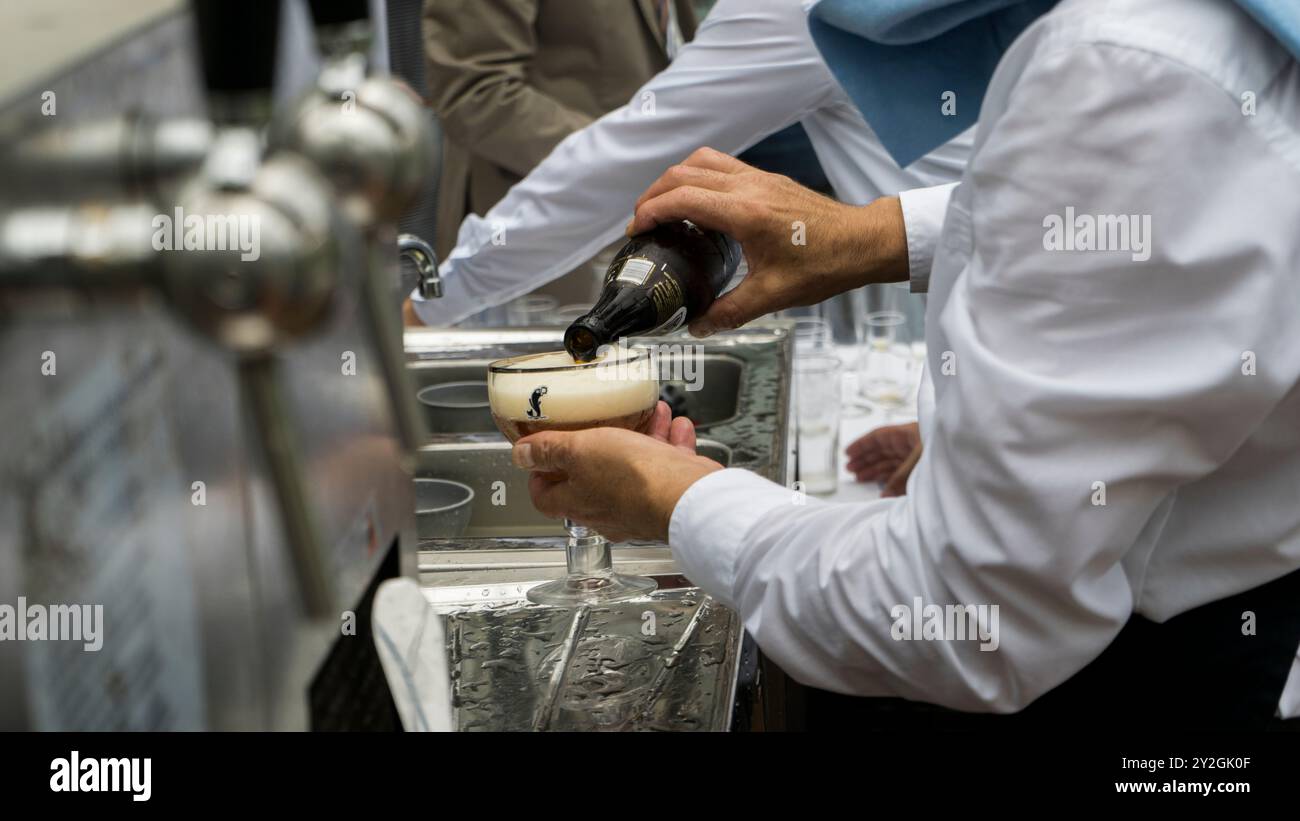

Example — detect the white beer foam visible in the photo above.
[489,349,657,423]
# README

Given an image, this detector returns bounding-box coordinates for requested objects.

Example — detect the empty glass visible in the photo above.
[856,311,914,408]
[791,316,835,355]
[890,281,928,365]
[551,303,592,326]
[794,354,842,495]
[507,294,560,327]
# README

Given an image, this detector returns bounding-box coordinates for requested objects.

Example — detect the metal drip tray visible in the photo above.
[439,587,740,731]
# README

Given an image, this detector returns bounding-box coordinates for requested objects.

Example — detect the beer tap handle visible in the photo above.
[191,0,281,124]
[266,0,436,460]
[238,354,335,618]
[307,0,371,27]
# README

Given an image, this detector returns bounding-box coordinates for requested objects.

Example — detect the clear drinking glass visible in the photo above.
[890,281,928,365]
[791,316,835,355]
[795,353,842,495]
[487,347,659,605]
[857,310,912,408]
[506,294,560,327]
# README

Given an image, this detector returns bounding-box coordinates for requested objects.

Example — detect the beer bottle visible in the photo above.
[563,221,741,361]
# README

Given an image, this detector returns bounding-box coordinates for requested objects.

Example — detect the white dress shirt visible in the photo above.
[410,0,972,325]
[671,0,1300,715]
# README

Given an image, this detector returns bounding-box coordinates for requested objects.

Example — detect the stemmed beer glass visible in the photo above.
[487,347,659,606]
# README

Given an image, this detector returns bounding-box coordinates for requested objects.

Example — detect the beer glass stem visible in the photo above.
[525,518,655,605]
[563,519,611,576]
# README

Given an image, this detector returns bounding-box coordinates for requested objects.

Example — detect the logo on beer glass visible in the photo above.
[526,386,548,420]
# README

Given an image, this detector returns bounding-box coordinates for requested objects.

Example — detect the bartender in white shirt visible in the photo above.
[405,0,972,327]
[509,0,1300,729]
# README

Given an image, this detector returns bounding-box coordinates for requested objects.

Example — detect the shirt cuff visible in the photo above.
[668,468,796,606]
[897,182,957,294]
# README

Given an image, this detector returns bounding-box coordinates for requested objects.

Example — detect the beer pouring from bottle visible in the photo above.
[564,220,741,362]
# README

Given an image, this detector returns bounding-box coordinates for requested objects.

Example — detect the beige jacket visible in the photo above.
[423,0,697,259]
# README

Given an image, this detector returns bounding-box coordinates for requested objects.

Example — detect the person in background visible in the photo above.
[845,421,920,496]
[703,2,837,196]
[404,0,972,327]
[419,0,697,268]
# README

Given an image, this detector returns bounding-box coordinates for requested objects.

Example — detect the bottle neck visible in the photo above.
[564,287,653,361]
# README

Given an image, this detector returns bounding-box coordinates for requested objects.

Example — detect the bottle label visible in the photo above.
[614,257,656,286]
[649,276,684,324]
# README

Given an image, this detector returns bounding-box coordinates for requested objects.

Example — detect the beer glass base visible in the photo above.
[526,571,657,606]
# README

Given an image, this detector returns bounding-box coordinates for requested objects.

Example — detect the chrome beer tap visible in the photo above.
[398,233,441,299]
[0,0,444,619]
[164,0,346,618]
[0,0,346,619]
[270,0,438,455]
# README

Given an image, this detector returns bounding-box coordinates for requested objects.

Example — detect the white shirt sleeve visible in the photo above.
[897,182,956,293]
[670,30,1300,711]
[411,0,840,325]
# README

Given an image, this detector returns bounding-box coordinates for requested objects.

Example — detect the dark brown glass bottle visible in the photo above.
[563,221,741,361]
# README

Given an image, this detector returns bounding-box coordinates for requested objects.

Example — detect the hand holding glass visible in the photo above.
[487,348,659,606]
